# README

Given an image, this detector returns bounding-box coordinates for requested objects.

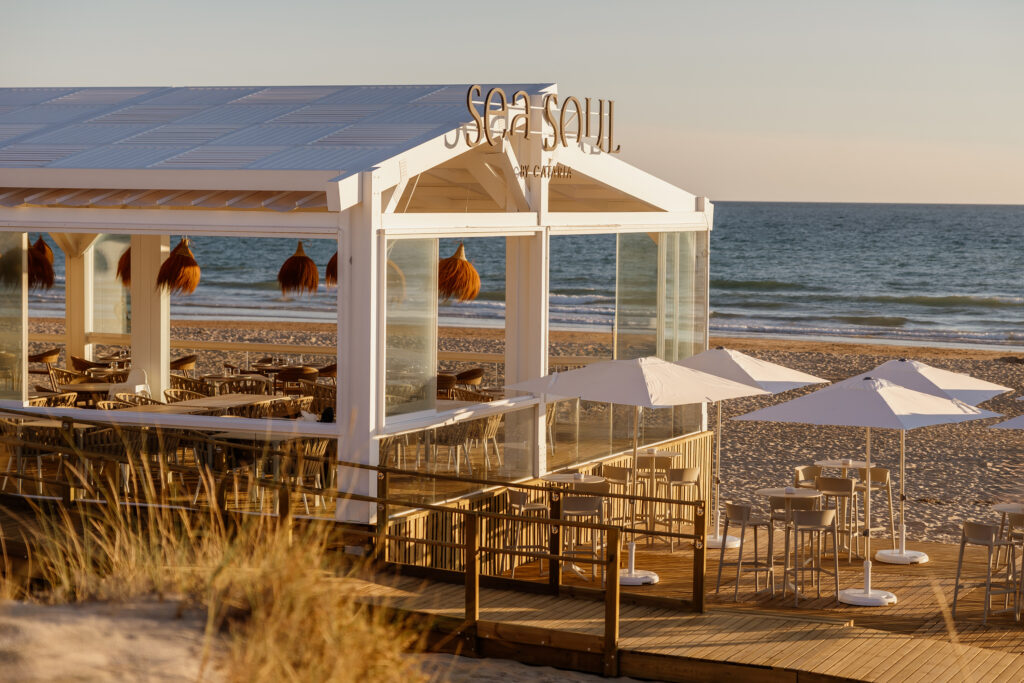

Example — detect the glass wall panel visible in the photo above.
[92,234,131,334]
[385,238,438,417]
[544,230,710,470]
[0,232,26,402]
[383,403,538,506]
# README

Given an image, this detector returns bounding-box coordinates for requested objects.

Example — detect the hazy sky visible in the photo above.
[2,0,1021,204]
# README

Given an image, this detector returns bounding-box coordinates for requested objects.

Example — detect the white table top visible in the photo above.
[755,487,822,499]
[541,473,606,485]
[815,459,868,469]
[994,503,1024,514]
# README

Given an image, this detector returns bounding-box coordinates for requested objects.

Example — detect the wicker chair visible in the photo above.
[115,392,164,406]
[69,354,109,373]
[96,400,131,410]
[225,398,284,419]
[170,373,215,396]
[431,421,473,475]
[450,388,492,403]
[48,366,86,393]
[298,379,335,416]
[28,348,61,377]
[455,367,484,388]
[169,354,198,377]
[164,388,206,403]
[79,426,146,498]
[26,392,78,408]
[280,438,331,514]
[273,366,318,395]
[316,363,337,385]
[219,377,270,396]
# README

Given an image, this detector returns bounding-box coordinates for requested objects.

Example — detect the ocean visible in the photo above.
[27,202,1024,349]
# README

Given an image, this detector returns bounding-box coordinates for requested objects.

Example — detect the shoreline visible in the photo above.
[28,316,1024,359]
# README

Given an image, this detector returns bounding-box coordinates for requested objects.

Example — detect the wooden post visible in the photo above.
[375,469,389,561]
[548,490,561,594]
[464,513,480,655]
[604,526,621,677]
[277,483,292,544]
[693,500,706,612]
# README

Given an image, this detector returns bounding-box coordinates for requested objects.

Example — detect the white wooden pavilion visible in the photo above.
[0,84,712,523]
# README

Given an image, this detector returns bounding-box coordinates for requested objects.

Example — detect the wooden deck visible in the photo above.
[350,571,1024,682]
[350,528,1024,681]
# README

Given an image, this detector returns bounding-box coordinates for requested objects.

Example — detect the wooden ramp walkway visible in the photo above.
[349,573,1024,682]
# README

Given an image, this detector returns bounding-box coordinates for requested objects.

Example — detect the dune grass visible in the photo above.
[0,444,426,682]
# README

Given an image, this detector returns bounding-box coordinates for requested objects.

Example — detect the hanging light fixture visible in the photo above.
[0,247,19,289]
[277,240,319,295]
[438,242,480,302]
[28,237,54,290]
[325,251,338,287]
[156,238,200,294]
[116,247,131,287]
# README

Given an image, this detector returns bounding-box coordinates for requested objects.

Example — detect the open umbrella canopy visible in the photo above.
[676,347,828,394]
[508,356,766,408]
[838,358,1011,406]
[734,376,1000,429]
[992,414,1024,429]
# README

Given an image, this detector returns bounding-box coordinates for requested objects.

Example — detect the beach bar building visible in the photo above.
[0,84,712,524]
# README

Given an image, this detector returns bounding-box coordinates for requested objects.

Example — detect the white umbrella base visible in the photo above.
[839,588,898,606]
[706,534,740,549]
[619,568,660,585]
[876,549,929,564]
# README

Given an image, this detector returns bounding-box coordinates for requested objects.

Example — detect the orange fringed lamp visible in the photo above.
[438,242,480,302]
[278,240,319,295]
[28,237,54,290]
[117,247,131,287]
[156,238,200,294]
[325,251,337,287]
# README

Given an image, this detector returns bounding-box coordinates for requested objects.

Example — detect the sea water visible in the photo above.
[27,202,1024,348]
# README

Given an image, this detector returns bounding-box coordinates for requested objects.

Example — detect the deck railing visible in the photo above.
[0,404,706,676]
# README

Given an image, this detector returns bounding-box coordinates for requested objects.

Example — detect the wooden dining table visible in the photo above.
[172,393,272,410]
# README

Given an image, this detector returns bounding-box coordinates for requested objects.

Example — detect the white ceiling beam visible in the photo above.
[382,211,539,232]
[552,143,697,212]
[545,211,707,228]
[0,206,337,239]
[0,168,341,193]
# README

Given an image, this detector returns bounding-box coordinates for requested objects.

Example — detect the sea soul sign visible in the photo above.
[465,85,621,154]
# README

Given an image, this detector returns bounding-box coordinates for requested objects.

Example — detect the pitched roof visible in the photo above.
[0,84,553,176]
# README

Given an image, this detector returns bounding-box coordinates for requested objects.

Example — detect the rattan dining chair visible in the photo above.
[164,388,206,403]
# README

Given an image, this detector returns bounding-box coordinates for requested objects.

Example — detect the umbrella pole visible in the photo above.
[706,401,739,549]
[864,427,872,593]
[876,429,929,564]
[838,427,897,605]
[621,405,658,585]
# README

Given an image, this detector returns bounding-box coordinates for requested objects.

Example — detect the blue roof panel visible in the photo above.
[0,83,553,173]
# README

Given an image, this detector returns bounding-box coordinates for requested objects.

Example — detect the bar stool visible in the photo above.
[996,512,1024,570]
[664,467,700,551]
[562,493,607,584]
[768,495,817,595]
[506,489,549,578]
[716,502,774,600]
[601,464,632,525]
[789,509,840,606]
[953,521,1019,625]
[793,465,821,489]
[816,476,860,561]
[856,467,896,550]
[636,453,673,537]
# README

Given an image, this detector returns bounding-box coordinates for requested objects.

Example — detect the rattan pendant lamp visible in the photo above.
[156,238,201,294]
[438,242,480,302]
[278,240,319,295]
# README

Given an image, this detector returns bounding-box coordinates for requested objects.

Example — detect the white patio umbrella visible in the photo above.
[508,356,765,585]
[839,359,1011,565]
[992,414,1024,429]
[677,347,828,549]
[735,376,1000,607]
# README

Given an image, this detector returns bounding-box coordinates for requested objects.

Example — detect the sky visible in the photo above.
[2,0,1021,204]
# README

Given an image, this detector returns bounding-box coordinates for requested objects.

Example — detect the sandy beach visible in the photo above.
[28,319,1024,544]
